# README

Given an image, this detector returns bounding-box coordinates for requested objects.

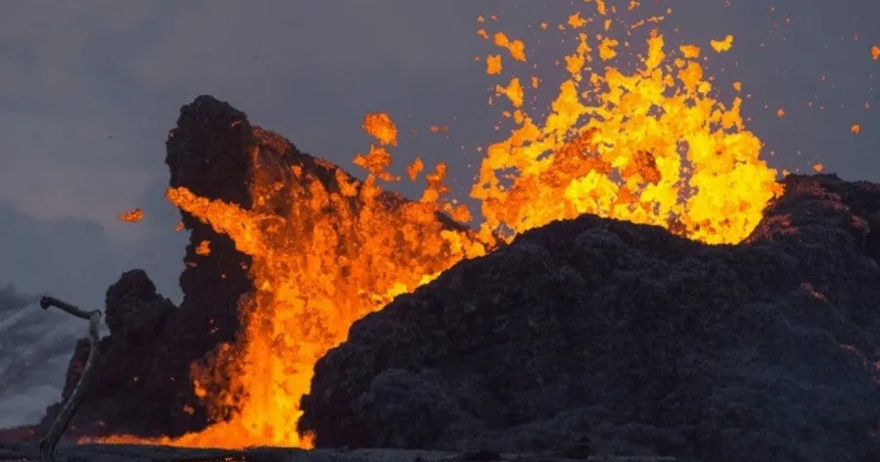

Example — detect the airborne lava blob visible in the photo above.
[93,1,780,449]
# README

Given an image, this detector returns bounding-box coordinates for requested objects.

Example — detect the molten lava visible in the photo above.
[117,207,144,223]
[94,1,780,449]
[97,117,490,449]
[472,23,780,245]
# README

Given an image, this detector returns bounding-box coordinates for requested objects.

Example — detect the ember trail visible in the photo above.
[93,2,779,449]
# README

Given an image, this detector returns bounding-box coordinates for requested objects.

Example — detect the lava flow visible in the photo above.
[94,1,780,449]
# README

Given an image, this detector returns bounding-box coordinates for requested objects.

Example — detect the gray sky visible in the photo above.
[1,0,879,309]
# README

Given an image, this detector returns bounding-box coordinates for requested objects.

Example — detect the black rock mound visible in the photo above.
[299,174,880,462]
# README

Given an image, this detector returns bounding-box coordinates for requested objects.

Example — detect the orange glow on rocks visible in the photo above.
[195,240,211,256]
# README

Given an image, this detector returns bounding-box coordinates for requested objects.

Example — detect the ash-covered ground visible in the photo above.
[1,96,879,462]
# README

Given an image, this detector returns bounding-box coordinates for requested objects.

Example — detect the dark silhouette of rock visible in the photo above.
[34,271,177,439]
[0,443,677,462]
[166,95,256,352]
[25,96,266,440]
[299,174,880,462]
[24,95,288,439]
[104,270,175,340]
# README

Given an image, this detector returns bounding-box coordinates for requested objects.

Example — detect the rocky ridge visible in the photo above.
[299,173,880,462]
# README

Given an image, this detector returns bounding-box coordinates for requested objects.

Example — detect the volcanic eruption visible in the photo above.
[89,2,782,449]
[7,2,879,461]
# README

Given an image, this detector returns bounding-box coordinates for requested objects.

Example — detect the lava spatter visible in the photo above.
[91,1,781,450]
[473,10,779,245]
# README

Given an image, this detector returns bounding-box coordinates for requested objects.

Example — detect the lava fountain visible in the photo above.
[94,1,780,449]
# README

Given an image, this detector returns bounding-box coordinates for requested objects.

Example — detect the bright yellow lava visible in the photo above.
[473,24,780,245]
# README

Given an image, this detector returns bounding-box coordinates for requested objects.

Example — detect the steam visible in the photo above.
[0,284,40,313]
[0,283,76,428]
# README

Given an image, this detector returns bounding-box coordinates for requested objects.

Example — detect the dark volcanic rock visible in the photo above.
[29,95,351,440]
[1,443,672,462]
[300,174,880,462]
[36,270,178,438]
[166,95,256,350]
[28,96,265,440]
[104,269,175,339]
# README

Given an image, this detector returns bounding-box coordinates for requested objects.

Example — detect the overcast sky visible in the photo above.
[1,0,878,309]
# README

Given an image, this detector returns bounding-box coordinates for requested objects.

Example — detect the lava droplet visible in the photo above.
[118,207,144,223]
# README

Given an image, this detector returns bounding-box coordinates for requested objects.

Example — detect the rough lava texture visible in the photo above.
[34,270,178,437]
[165,95,257,354]
[103,269,176,341]
[299,174,880,462]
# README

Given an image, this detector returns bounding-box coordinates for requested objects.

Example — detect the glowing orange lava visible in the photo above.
[117,207,144,223]
[91,1,781,449]
[472,9,779,245]
[94,116,490,450]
